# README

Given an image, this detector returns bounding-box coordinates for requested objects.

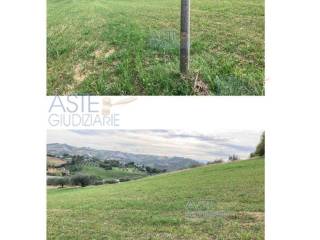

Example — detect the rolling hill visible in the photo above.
[79,165,147,180]
[47,143,202,171]
[47,157,264,239]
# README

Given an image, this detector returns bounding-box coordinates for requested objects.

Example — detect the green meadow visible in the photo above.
[79,165,147,180]
[47,0,264,95]
[47,158,264,239]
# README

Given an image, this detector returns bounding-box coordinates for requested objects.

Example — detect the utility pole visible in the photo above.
[180,0,190,74]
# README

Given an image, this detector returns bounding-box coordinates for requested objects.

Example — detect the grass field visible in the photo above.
[79,166,147,179]
[47,0,264,95]
[47,158,264,239]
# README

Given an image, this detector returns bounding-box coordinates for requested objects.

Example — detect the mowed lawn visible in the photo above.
[47,0,264,96]
[47,158,264,239]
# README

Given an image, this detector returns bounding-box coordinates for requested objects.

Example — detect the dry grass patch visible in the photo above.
[73,64,87,83]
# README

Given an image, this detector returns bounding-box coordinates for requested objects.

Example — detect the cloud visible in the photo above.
[47,129,263,162]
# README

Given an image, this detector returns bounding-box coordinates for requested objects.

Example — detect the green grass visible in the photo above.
[79,166,147,179]
[47,0,264,95]
[48,158,264,239]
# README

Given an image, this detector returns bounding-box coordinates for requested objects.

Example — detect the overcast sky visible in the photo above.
[47,129,263,162]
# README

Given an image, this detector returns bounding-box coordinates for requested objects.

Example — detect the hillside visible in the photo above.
[47,158,264,239]
[46,154,148,181]
[47,143,202,171]
[79,165,147,180]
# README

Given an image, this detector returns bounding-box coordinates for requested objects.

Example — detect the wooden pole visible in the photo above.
[180,0,190,74]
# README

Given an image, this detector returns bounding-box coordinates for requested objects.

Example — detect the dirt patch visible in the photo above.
[94,48,115,59]
[105,48,115,58]
[111,60,120,67]
[94,49,104,58]
[239,211,264,221]
[193,73,210,95]
[73,64,87,83]
[47,208,72,213]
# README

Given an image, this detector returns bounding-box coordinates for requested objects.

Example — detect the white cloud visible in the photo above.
[47,129,263,161]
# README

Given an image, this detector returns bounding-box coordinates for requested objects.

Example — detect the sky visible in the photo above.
[47,129,263,162]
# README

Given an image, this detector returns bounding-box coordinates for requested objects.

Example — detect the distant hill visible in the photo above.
[47,143,202,171]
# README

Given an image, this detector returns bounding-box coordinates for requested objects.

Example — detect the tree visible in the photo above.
[108,160,120,167]
[252,132,265,157]
[47,177,69,187]
[71,155,84,165]
[145,166,163,174]
[56,177,69,188]
[125,162,135,168]
[99,162,112,170]
[71,174,91,187]
[229,154,239,161]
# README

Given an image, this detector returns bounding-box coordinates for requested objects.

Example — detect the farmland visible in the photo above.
[47,0,264,95]
[46,154,149,183]
[79,165,147,179]
[47,157,264,239]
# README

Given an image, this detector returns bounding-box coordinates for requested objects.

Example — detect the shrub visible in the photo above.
[107,160,120,167]
[94,180,104,185]
[190,164,200,168]
[119,177,130,182]
[99,162,112,170]
[68,164,83,173]
[125,162,135,168]
[145,166,163,174]
[103,179,120,184]
[207,159,223,165]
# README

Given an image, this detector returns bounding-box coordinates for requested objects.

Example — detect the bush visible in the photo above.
[103,179,120,184]
[190,164,200,168]
[125,162,135,168]
[68,164,83,173]
[94,180,104,185]
[99,162,112,170]
[107,160,120,167]
[145,166,163,174]
[207,159,223,165]
[71,174,92,187]
[119,177,130,182]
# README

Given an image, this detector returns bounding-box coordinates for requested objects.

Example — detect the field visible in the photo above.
[47,158,264,239]
[79,165,147,180]
[47,156,67,167]
[47,0,264,95]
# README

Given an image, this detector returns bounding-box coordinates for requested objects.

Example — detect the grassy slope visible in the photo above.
[79,166,147,179]
[48,158,264,239]
[47,0,264,95]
